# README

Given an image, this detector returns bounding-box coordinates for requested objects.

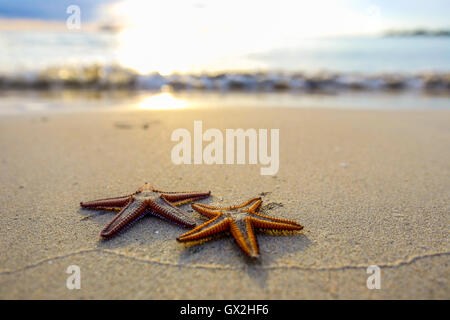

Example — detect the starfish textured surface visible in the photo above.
[177,197,303,258]
[80,183,211,239]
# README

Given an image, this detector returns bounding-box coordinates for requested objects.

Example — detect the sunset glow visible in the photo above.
[108,0,385,75]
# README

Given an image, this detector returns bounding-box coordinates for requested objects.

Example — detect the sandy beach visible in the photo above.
[0,106,449,299]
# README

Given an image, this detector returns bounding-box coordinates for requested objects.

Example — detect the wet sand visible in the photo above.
[0,107,449,299]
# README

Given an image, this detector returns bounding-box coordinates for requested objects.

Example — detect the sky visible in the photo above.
[0,0,112,21]
[0,0,448,74]
[0,0,449,32]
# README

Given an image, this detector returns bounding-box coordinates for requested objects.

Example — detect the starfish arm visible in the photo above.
[100,199,148,239]
[80,195,132,209]
[171,196,210,207]
[162,191,211,205]
[246,218,259,256]
[194,197,262,211]
[176,215,220,238]
[148,197,197,228]
[251,211,303,227]
[189,202,220,210]
[250,216,303,231]
[153,189,208,194]
[177,217,229,242]
[227,197,261,210]
[191,203,222,219]
[229,219,259,257]
[248,199,263,213]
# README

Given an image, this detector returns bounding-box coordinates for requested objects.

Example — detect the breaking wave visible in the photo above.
[1,65,449,93]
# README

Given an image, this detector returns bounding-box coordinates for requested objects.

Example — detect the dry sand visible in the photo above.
[0,107,449,299]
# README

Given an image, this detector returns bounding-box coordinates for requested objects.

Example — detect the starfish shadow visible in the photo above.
[243,232,312,288]
[176,231,312,288]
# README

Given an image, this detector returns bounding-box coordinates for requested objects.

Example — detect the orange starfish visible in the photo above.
[177,197,303,258]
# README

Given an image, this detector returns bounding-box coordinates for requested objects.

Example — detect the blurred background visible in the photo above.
[0,0,449,113]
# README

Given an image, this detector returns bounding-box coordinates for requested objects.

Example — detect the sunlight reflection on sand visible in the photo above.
[137,92,189,110]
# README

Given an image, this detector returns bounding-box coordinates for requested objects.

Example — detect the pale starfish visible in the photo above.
[177,197,303,258]
[80,183,210,239]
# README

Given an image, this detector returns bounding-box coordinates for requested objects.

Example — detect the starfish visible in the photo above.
[80,183,211,239]
[177,197,303,258]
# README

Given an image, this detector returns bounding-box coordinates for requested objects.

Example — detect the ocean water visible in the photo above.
[1,31,450,75]
[250,36,450,74]
[0,30,449,112]
[0,31,118,73]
